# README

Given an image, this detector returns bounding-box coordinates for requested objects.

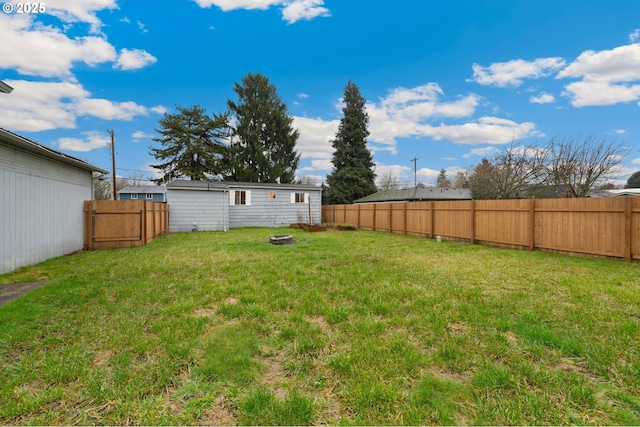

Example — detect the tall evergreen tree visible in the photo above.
[325,80,377,204]
[225,73,300,183]
[149,105,228,184]
[625,171,640,188]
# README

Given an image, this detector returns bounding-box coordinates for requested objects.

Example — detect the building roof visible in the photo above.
[589,188,640,197]
[118,185,167,194]
[0,128,108,174]
[0,80,13,94]
[355,186,471,203]
[166,179,321,191]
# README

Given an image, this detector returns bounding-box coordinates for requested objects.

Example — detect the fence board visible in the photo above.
[84,200,169,250]
[322,197,640,262]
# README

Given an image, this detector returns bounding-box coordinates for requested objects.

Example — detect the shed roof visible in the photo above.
[166,179,321,191]
[355,186,471,203]
[0,128,108,174]
[118,185,167,194]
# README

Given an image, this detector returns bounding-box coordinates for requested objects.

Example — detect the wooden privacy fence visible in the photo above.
[84,200,169,250]
[323,197,640,262]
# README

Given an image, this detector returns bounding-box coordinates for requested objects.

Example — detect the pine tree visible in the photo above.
[325,80,377,204]
[149,105,228,184]
[436,169,452,187]
[625,171,640,188]
[225,73,300,183]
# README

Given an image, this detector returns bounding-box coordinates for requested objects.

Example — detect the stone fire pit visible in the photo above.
[269,234,294,245]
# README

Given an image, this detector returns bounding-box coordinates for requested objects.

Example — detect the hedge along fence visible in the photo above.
[322,197,640,262]
[84,200,169,250]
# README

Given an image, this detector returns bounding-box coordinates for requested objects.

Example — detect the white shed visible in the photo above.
[166,179,323,232]
[0,128,108,274]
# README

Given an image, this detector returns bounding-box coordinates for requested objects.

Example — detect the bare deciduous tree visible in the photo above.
[544,134,628,197]
[492,143,548,199]
[377,170,400,191]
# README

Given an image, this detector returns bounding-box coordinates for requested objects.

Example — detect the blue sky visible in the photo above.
[1,0,640,187]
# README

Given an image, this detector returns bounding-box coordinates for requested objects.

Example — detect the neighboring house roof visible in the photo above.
[166,179,321,191]
[526,184,577,199]
[0,128,108,173]
[355,186,471,203]
[118,185,167,194]
[0,80,13,94]
[589,188,640,197]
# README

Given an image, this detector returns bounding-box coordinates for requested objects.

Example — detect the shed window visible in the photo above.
[291,192,309,203]
[130,193,138,200]
[146,193,153,200]
[229,190,251,206]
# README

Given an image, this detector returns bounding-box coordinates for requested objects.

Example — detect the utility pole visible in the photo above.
[411,157,418,187]
[107,130,117,200]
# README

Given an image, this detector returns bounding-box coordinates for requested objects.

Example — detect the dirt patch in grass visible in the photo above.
[261,352,289,399]
[201,395,236,426]
[92,349,113,368]
[430,365,473,383]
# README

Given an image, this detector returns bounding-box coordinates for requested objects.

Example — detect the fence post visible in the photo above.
[372,203,376,231]
[430,202,435,238]
[625,196,632,262]
[357,204,361,228]
[404,202,408,235]
[83,200,91,251]
[470,200,476,245]
[529,198,536,251]
[388,204,393,232]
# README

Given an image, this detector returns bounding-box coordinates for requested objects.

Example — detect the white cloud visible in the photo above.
[0,14,116,77]
[374,163,412,184]
[417,167,440,182]
[630,29,640,43]
[632,158,640,165]
[194,0,278,10]
[300,159,332,172]
[557,44,640,107]
[298,93,309,99]
[367,83,540,149]
[115,48,157,70]
[136,20,148,34]
[469,57,566,87]
[282,0,330,24]
[193,0,330,24]
[120,17,131,24]
[76,98,149,120]
[132,131,153,142]
[529,92,556,104]
[462,146,499,159]
[150,105,168,115]
[292,115,339,159]
[57,131,111,152]
[44,0,118,33]
[0,80,159,131]
[614,129,627,134]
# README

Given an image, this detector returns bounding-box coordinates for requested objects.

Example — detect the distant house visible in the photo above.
[118,185,167,202]
[355,186,471,203]
[526,184,577,199]
[0,128,107,274]
[589,188,640,197]
[166,180,322,232]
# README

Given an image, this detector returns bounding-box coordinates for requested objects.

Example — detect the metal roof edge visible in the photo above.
[0,128,108,174]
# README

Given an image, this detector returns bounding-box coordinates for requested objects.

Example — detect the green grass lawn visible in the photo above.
[1,228,639,425]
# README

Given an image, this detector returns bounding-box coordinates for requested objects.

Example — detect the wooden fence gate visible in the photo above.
[84,200,169,250]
